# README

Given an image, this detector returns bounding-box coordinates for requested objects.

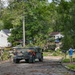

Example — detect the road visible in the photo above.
[0,56,75,75]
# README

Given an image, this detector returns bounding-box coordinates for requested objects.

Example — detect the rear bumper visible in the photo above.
[13,55,29,60]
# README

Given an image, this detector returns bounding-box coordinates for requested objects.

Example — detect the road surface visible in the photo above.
[0,56,75,75]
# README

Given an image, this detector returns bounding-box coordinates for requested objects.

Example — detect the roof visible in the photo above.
[50,32,60,36]
[1,29,10,36]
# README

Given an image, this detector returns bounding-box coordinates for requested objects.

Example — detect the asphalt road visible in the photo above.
[0,56,75,75]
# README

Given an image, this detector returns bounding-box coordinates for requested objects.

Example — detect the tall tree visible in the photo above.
[0,0,4,30]
[4,0,53,46]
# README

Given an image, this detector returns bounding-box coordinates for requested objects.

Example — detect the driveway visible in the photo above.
[0,56,74,75]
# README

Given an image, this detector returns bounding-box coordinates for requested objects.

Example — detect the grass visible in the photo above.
[43,50,63,56]
[62,52,75,62]
[52,52,58,56]
[67,64,75,70]
[62,58,75,63]
[43,52,49,56]
[52,50,63,56]
[62,59,70,63]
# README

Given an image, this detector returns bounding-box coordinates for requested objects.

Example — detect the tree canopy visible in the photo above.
[0,0,75,50]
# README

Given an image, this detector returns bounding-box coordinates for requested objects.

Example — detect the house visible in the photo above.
[49,32,64,50]
[50,32,64,40]
[0,29,11,47]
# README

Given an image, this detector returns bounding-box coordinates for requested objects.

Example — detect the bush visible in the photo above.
[2,51,9,60]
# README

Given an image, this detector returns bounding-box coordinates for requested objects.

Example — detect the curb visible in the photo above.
[61,58,75,72]
[61,63,75,72]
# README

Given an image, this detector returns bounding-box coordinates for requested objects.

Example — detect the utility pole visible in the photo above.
[0,0,1,17]
[22,0,25,47]
[0,0,1,11]
[23,15,25,47]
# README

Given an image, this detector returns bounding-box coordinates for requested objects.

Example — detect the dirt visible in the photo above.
[0,56,75,75]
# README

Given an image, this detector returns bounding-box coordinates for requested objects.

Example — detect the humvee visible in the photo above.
[13,47,43,63]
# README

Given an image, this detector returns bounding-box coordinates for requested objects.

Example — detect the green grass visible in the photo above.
[62,58,75,63]
[43,50,63,56]
[43,50,75,57]
[52,52,58,56]
[67,64,75,70]
[51,50,63,56]
[43,52,49,56]
[62,59,70,63]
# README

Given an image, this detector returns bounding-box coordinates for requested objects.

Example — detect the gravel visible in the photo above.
[0,56,75,75]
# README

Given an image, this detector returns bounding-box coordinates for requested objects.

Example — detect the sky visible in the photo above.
[2,0,8,6]
[48,0,52,3]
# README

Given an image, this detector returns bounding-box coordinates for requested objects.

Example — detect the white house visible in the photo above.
[0,29,11,47]
[50,32,64,39]
[49,32,64,50]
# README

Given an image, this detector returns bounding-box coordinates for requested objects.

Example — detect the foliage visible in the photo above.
[2,51,9,60]
[1,0,54,47]
[0,20,4,30]
[0,0,75,50]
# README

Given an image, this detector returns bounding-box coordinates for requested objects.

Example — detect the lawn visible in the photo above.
[43,49,64,57]
[67,64,75,70]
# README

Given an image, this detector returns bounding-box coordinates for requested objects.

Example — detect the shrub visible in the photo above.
[2,51,9,60]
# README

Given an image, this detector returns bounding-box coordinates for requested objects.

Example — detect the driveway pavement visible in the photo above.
[0,56,74,75]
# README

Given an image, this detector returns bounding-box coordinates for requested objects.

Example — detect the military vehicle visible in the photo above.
[13,47,43,63]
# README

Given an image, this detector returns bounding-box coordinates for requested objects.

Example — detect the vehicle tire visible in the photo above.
[39,56,43,62]
[29,56,35,63]
[13,59,20,63]
[28,58,32,63]
[32,56,35,63]
[25,59,29,63]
